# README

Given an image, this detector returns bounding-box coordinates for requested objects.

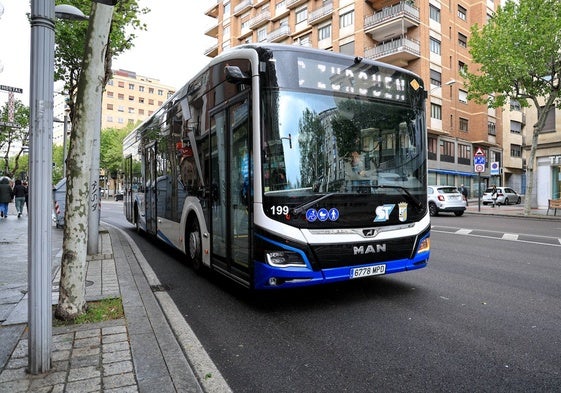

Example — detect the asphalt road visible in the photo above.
[102,202,561,393]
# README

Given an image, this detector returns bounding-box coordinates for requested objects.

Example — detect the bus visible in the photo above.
[122,44,430,290]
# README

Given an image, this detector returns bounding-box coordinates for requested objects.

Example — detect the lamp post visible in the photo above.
[28,1,86,374]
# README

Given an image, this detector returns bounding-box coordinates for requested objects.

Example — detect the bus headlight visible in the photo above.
[265,250,306,267]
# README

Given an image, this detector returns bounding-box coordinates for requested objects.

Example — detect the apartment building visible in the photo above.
[204,0,504,196]
[102,69,175,130]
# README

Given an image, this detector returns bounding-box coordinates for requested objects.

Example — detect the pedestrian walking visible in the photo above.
[491,184,498,208]
[458,184,468,206]
[13,179,27,218]
[0,176,14,218]
[23,181,29,213]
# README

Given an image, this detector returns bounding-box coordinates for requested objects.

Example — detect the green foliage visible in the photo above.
[54,0,149,107]
[101,125,133,175]
[53,297,124,325]
[0,99,30,178]
[466,0,561,109]
[52,145,65,184]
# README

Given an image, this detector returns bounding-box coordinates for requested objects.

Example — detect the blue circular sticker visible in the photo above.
[306,209,318,222]
[328,208,339,221]
[318,208,329,222]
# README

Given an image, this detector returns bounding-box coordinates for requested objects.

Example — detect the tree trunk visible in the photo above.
[56,3,115,321]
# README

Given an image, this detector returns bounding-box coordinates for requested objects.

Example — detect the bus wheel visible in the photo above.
[186,218,202,271]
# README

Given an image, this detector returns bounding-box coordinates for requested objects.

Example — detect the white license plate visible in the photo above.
[350,264,386,279]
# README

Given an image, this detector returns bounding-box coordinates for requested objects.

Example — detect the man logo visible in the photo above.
[353,244,387,255]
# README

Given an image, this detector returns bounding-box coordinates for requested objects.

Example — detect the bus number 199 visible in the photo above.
[270,205,289,215]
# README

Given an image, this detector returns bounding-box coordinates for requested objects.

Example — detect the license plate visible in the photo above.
[350,264,386,279]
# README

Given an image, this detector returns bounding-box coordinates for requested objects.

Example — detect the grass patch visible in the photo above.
[53,297,124,326]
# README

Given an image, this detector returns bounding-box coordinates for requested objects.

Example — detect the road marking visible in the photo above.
[502,233,518,241]
[432,225,561,247]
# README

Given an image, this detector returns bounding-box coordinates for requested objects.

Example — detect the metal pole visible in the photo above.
[28,0,55,374]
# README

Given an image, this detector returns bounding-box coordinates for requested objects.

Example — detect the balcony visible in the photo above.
[309,2,333,25]
[364,36,420,66]
[364,1,420,42]
[286,0,307,9]
[267,25,291,43]
[234,0,253,16]
[205,24,219,39]
[249,10,271,29]
[204,43,219,58]
[205,1,219,19]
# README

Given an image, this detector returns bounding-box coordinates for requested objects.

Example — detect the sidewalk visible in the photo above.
[465,198,561,219]
[0,203,206,393]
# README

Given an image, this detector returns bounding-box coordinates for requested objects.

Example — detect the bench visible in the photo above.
[547,199,561,216]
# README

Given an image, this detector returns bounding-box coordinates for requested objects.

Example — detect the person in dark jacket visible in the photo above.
[13,179,27,218]
[0,176,14,218]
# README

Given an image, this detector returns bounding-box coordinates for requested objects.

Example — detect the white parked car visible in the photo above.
[427,185,466,216]
[482,187,521,205]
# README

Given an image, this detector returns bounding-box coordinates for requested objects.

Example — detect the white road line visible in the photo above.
[502,233,518,241]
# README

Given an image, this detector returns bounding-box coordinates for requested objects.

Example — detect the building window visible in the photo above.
[257,27,267,42]
[428,137,437,160]
[541,106,556,132]
[118,93,124,100]
[139,97,145,104]
[118,105,124,112]
[107,116,113,122]
[128,107,135,114]
[118,81,125,88]
[459,90,468,104]
[339,41,354,56]
[148,99,154,105]
[429,5,440,23]
[106,103,113,110]
[430,69,442,86]
[223,1,230,17]
[488,121,496,136]
[149,88,154,94]
[295,7,307,24]
[458,33,467,48]
[458,5,467,21]
[158,89,163,96]
[458,144,471,165]
[459,61,467,75]
[128,83,134,90]
[440,140,455,163]
[340,10,354,28]
[106,91,114,98]
[128,95,134,101]
[139,109,144,115]
[510,144,522,157]
[118,118,124,124]
[139,85,145,92]
[510,121,522,134]
[318,24,331,41]
[459,118,469,132]
[107,80,114,86]
[431,103,442,120]
[430,37,441,55]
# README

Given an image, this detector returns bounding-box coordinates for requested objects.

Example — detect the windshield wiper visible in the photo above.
[291,193,339,215]
[373,185,423,208]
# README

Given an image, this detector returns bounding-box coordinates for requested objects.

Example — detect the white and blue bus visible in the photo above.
[122,44,430,290]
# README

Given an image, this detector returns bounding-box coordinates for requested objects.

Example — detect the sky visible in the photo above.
[0,0,216,105]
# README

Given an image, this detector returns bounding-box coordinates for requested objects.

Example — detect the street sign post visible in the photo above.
[474,148,486,211]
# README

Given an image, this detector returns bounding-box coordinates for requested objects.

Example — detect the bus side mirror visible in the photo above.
[225,66,251,85]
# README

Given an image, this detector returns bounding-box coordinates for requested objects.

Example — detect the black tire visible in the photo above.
[516,197,521,204]
[186,217,203,271]
[429,202,438,216]
[134,205,141,233]
[454,211,464,216]
[504,198,509,205]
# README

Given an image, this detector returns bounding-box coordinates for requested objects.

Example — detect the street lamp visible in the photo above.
[28,1,87,374]
[428,79,456,94]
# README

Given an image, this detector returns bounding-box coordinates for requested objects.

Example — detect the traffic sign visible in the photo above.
[475,147,485,156]
[475,164,485,173]
[0,85,23,93]
[474,155,486,165]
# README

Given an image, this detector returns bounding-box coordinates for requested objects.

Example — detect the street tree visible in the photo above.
[54,0,148,115]
[0,99,29,178]
[100,126,130,194]
[465,0,561,215]
[56,2,117,321]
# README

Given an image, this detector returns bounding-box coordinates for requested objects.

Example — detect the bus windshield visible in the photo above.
[262,89,426,227]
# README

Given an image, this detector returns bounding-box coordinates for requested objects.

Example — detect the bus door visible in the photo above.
[124,156,133,221]
[145,143,158,235]
[209,96,251,280]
